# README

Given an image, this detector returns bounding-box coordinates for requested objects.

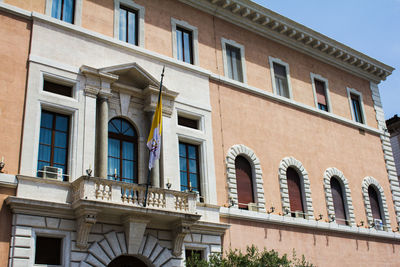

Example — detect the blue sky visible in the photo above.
[253,0,399,120]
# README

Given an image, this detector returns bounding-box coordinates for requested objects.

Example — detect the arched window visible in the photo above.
[330,177,348,225]
[108,118,138,183]
[368,185,383,221]
[287,167,304,216]
[235,156,254,209]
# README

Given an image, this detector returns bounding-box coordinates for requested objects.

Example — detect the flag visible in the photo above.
[146,67,164,170]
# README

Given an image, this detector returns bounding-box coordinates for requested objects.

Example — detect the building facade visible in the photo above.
[0,0,399,266]
[387,115,400,183]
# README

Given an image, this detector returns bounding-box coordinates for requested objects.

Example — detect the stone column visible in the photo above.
[95,95,109,178]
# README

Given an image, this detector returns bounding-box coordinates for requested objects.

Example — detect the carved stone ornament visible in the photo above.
[172,220,193,256]
[75,208,99,249]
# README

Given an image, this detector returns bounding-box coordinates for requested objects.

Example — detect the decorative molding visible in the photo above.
[226,144,266,212]
[278,157,314,219]
[172,220,193,256]
[323,168,355,225]
[370,82,400,225]
[75,208,99,249]
[361,176,391,231]
[178,0,394,82]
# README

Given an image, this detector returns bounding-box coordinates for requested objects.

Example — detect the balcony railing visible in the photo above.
[71,176,197,214]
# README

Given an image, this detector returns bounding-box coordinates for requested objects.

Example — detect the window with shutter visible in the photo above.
[368,186,383,220]
[315,79,328,111]
[235,156,254,209]
[273,62,289,98]
[287,167,304,216]
[330,177,347,225]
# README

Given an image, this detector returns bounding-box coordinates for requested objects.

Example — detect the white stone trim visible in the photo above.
[171,18,199,66]
[269,56,293,99]
[45,0,83,26]
[32,228,71,267]
[323,168,355,225]
[278,157,314,219]
[226,144,266,212]
[362,176,391,231]
[310,73,332,112]
[221,38,247,83]
[370,82,400,225]
[347,87,367,125]
[113,0,145,47]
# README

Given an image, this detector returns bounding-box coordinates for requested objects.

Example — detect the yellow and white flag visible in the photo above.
[147,68,164,170]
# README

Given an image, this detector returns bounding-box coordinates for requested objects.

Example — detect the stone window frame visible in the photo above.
[221,38,247,83]
[226,144,266,212]
[323,167,355,225]
[171,18,199,65]
[184,243,210,261]
[269,56,293,99]
[310,73,332,112]
[361,176,391,230]
[31,228,71,267]
[45,0,83,26]
[278,157,314,219]
[113,0,145,47]
[347,87,367,125]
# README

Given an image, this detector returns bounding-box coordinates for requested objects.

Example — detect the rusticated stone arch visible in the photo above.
[278,157,314,219]
[323,167,355,225]
[81,232,180,267]
[226,144,266,212]
[362,176,391,231]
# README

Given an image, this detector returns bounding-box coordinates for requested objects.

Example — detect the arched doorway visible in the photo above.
[108,255,148,267]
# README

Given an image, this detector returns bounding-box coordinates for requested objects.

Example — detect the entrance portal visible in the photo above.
[107,255,148,267]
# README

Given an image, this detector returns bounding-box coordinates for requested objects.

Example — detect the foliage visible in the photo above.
[185,245,314,267]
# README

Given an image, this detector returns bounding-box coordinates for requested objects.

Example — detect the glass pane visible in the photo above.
[176,30,183,61]
[122,160,134,179]
[121,120,133,136]
[180,172,188,187]
[108,138,120,158]
[108,121,119,133]
[39,129,52,145]
[53,148,66,165]
[119,9,127,42]
[55,115,68,131]
[179,143,186,157]
[108,158,120,177]
[122,141,134,160]
[179,157,187,172]
[189,173,198,188]
[231,49,238,80]
[183,31,191,63]
[127,11,136,45]
[51,0,62,19]
[54,132,68,147]
[41,112,53,129]
[112,119,122,133]
[38,145,51,162]
[227,48,233,79]
[189,159,197,173]
[234,52,243,82]
[188,145,196,159]
[63,0,74,23]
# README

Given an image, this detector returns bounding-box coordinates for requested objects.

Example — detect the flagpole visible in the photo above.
[144,66,165,207]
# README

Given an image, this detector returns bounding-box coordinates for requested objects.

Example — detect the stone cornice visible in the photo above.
[180,0,394,83]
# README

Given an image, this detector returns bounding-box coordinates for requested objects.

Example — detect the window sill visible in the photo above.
[219,207,400,241]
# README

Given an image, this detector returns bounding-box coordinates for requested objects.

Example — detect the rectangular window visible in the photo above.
[37,111,69,180]
[44,80,73,97]
[185,249,204,261]
[179,142,200,194]
[350,93,364,123]
[273,62,289,98]
[35,236,62,265]
[119,5,138,45]
[226,44,243,82]
[314,79,328,111]
[51,0,75,23]
[176,27,193,64]
[178,115,199,130]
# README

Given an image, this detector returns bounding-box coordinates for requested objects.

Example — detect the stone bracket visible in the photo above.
[123,216,150,254]
[75,208,99,249]
[172,220,193,257]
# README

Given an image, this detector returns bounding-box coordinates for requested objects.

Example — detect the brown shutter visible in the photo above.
[235,156,254,209]
[368,186,382,220]
[330,178,347,225]
[287,167,304,213]
[315,80,327,105]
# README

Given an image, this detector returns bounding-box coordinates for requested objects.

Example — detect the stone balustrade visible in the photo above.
[71,176,197,214]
